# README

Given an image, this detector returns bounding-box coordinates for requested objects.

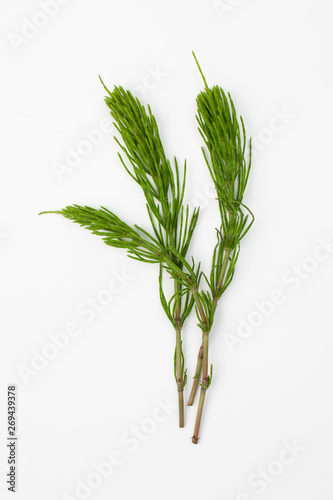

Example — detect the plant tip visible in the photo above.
[192,51,208,89]
[38,211,61,215]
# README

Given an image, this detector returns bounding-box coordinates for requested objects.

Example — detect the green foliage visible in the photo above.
[101,81,198,250]
[194,289,214,332]
[40,205,165,264]
[193,52,254,305]
[100,79,200,330]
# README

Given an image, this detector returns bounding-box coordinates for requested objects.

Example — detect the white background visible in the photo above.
[1,0,333,499]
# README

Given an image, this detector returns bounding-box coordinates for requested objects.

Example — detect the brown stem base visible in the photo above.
[178,389,184,428]
[188,343,203,406]
[192,331,209,443]
[192,386,207,444]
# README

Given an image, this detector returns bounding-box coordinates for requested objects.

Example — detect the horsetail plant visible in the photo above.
[40,53,254,444]
[41,83,200,428]
[186,53,254,442]
[99,81,200,427]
